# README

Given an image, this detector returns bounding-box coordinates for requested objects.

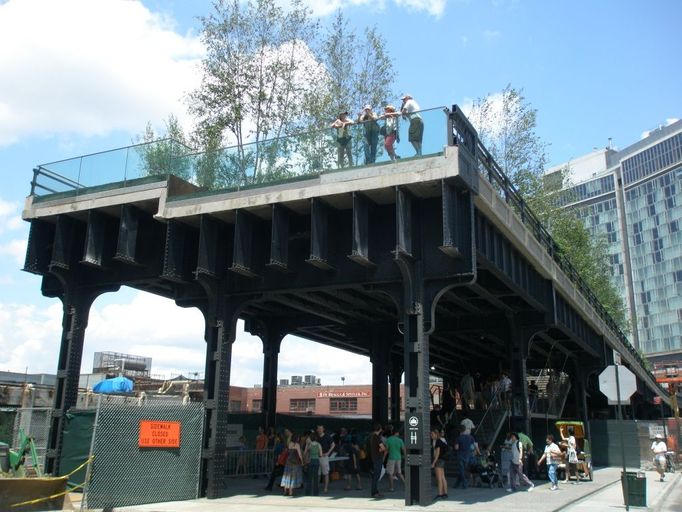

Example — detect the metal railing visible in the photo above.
[448,105,660,392]
[473,385,508,446]
[529,372,572,417]
[30,108,449,200]
[224,448,274,477]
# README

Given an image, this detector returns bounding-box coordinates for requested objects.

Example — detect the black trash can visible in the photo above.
[621,471,646,507]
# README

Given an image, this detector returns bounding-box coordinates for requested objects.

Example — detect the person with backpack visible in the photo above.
[379,105,400,161]
[454,424,479,489]
[507,432,534,492]
[264,432,287,491]
[303,432,321,496]
[280,432,303,496]
[431,428,449,499]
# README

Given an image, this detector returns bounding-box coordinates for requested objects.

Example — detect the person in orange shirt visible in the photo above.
[256,426,268,450]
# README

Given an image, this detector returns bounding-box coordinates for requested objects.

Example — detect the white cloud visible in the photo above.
[0,199,24,234]
[483,29,502,41]
[0,239,27,266]
[394,0,447,17]
[301,0,446,18]
[0,0,204,146]
[1,290,373,387]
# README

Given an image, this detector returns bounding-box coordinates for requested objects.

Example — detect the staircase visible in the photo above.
[528,370,572,418]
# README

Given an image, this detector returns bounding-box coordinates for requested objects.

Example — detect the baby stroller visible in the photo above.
[475,452,503,488]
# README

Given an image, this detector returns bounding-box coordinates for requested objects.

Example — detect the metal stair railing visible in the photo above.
[473,385,509,447]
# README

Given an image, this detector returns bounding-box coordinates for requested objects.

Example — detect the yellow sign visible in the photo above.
[139,420,181,448]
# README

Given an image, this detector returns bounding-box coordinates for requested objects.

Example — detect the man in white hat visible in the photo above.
[651,433,668,481]
[358,105,379,164]
[400,94,423,156]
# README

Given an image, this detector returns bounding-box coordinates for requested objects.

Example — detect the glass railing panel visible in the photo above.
[77,147,130,189]
[169,106,449,197]
[32,108,449,199]
[127,139,195,184]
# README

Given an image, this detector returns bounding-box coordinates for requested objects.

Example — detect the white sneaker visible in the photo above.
[528,485,534,492]
[550,485,558,491]
[506,488,512,492]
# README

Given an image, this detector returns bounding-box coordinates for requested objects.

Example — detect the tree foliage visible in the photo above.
[136,115,192,181]
[141,3,397,188]
[469,85,629,332]
[188,0,321,180]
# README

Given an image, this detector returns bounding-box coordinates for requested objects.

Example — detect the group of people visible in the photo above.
[448,371,514,413]
[331,94,424,168]
[259,422,406,499]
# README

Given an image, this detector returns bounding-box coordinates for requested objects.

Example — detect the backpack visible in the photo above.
[276,448,288,466]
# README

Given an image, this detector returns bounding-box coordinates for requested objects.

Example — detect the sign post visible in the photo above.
[599,363,638,511]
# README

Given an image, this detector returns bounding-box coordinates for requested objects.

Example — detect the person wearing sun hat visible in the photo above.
[379,104,401,161]
[358,104,379,164]
[400,93,423,156]
[331,110,355,168]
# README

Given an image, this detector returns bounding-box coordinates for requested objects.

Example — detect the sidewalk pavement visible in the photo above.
[562,468,681,512]
[108,467,678,512]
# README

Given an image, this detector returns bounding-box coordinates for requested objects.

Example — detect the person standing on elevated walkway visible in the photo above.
[379,105,400,160]
[400,94,423,156]
[331,111,355,168]
[358,105,380,164]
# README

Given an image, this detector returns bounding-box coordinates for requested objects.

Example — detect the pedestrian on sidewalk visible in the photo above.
[651,433,668,482]
[303,432,321,496]
[538,434,562,491]
[506,432,534,492]
[385,429,406,491]
[561,426,580,484]
[369,422,387,498]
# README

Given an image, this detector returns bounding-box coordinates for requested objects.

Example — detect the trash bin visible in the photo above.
[0,442,9,473]
[621,471,646,507]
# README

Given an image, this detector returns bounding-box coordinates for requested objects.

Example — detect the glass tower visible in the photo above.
[551,120,682,362]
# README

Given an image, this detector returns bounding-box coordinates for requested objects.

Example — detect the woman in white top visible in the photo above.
[561,426,580,484]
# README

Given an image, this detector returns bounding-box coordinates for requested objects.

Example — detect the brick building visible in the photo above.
[227,384,405,417]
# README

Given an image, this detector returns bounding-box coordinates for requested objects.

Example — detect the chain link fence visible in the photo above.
[83,397,203,510]
[12,407,52,475]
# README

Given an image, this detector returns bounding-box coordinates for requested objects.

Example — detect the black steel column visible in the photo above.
[389,355,403,425]
[199,291,242,499]
[402,302,432,506]
[261,330,284,430]
[370,338,391,425]
[46,288,104,475]
[509,317,531,435]
[574,362,591,441]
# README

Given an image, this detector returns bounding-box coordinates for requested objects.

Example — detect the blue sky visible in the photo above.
[0,0,680,384]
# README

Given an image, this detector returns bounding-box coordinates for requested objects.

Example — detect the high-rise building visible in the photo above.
[548,120,682,363]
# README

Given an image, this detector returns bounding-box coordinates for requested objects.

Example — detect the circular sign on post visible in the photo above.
[408,416,419,427]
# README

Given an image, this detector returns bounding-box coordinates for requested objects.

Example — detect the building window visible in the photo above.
[252,399,262,412]
[330,398,358,413]
[289,398,316,413]
[229,400,242,412]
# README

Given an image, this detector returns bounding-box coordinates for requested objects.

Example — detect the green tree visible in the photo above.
[310,12,396,164]
[136,114,192,180]
[188,0,321,181]
[469,86,629,332]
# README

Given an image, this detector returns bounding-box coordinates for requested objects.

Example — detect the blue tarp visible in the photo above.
[92,376,134,393]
